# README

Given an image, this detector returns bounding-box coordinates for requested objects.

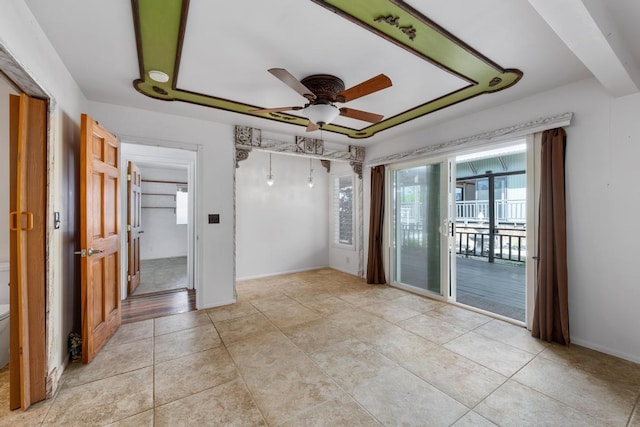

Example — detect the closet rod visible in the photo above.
[141,179,187,185]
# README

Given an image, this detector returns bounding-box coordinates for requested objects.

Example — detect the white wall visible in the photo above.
[236,150,329,280]
[328,162,361,276]
[0,77,18,265]
[89,101,236,309]
[365,77,640,363]
[0,0,89,393]
[138,167,188,260]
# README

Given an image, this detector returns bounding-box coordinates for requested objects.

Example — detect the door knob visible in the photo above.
[88,247,104,256]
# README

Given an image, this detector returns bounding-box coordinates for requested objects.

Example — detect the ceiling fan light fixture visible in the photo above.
[302,104,340,127]
[148,70,170,83]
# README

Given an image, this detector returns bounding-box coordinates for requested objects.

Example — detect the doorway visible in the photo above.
[388,140,533,324]
[120,143,198,322]
[452,142,527,322]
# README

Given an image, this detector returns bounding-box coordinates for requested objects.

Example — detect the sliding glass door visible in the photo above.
[391,160,448,296]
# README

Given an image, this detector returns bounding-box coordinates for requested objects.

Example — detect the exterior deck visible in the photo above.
[456,257,525,321]
[397,253,526,321]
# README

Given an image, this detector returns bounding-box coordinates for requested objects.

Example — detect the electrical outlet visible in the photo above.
[346,257,350,264]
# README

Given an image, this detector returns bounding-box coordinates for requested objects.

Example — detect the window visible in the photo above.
[334,175,354,246]
[176,186,188,224]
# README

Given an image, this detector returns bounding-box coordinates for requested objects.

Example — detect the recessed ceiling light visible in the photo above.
[148,70,169,83]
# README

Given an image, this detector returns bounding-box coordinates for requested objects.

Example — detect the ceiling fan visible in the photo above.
[251,68,392,132]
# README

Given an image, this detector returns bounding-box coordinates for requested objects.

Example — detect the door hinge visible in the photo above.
[127,174,131,181]
[127,275,131,282]
[127,224,131,231]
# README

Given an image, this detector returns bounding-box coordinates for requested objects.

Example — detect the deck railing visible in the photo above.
[455,229,526,263]
[400,199,526,224]
[398,224,526,263]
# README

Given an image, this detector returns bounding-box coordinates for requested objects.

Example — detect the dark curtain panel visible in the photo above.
[367,165,386,284]
[532,128,570,345]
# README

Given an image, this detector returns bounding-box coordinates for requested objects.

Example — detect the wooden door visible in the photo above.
[9,94,47,410]
[127,161,142,294]
[80,114,121,364]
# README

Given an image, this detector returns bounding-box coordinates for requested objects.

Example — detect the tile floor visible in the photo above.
[1,268,639,426]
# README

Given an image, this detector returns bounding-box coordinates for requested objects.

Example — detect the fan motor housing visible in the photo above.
[301,74,345,104]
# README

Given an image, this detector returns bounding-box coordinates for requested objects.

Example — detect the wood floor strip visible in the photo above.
[121,288,196,324]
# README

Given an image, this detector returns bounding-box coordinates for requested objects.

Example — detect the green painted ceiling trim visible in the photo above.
[131,0,522,139]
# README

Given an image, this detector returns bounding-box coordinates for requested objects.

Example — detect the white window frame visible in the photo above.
[333,174,355,249]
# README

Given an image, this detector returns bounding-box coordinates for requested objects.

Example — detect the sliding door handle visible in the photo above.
[9,212,34,231]
[9,212,18,231]
[22,212,34,231]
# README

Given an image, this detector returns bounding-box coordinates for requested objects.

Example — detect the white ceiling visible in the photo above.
[23,0,640,146]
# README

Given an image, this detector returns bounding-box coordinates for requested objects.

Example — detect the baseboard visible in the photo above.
[236,265,330,282]
[199,297,237,311]
[570,336,640,364]
[329,265,361,277]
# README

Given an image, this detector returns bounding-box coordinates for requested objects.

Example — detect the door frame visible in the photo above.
[119,141,199,304]
[384,138,537,328]
[1,43,58,398]
[447,138,534,327]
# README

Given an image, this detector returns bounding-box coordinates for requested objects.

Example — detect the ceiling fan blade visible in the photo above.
[306,121,320,132]
[249,106,302,113]
[339,107,384,123]
[337,74,392,102]
[268,68,317,101]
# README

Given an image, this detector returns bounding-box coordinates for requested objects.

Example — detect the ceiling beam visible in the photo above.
[528,0,640,97]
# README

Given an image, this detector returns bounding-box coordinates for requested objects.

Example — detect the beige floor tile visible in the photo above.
[261,302,322,329]
[400,346,506,407]
[250,293,298,311]
[226,330,307,375]
[337,289,389,307]
[361,300,422,323]
[630,402,640,426]
[451,411,498,427]
[445,331,535,376]
[207,300,258,322]
[295,295,354,316]
[62,337,153,388]
[351,364,468,426]
[214,311,279,344]
[43,367,153,426]
[282,318,353,354]
[154,309,212,336]
[105,319,153,349]
[427,304,493,330]
[277,395,380,427]
[399,313,467,344]
[367,327,439,365]
[154,323,221,363]
[154,378,266,426]
[539,342,640,387]
[105,409,153,427]
[513,356,638,426]
[476,380,604,427]
[327,308,395,337]
[0,367,54,427]
[310,339,399,393]
[154,347,238,406]
[240,355,343,425]
[474,319,549,354]
[386,293,446,313]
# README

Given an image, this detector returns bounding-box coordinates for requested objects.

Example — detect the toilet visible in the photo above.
[0,304,8,369]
